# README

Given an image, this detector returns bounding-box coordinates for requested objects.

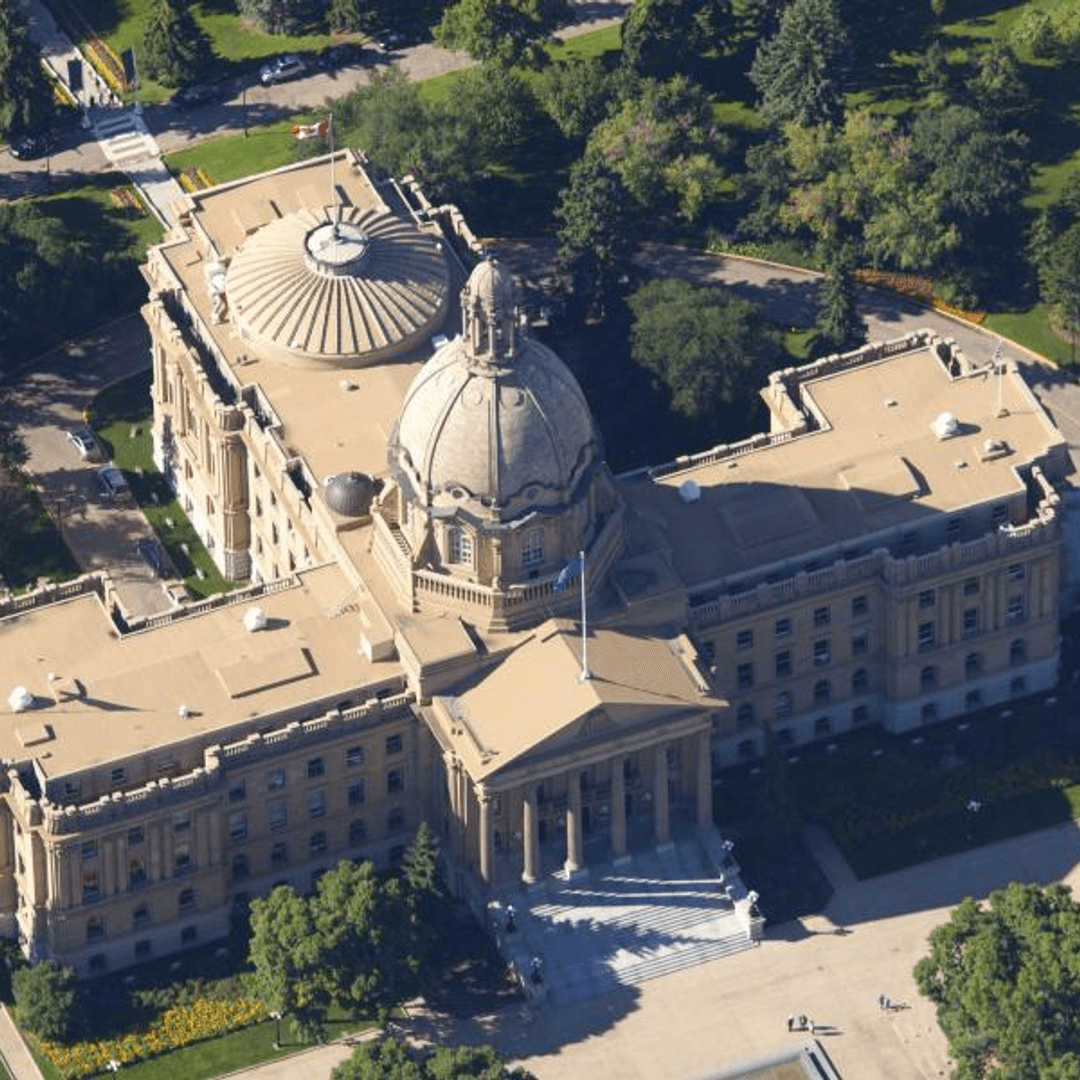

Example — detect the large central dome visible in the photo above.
[388,260,601,520]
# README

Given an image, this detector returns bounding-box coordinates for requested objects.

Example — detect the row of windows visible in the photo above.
[85,926,200,972]
[734,642,1030,726]
[448,526,546,567]
[735,632,870,689]
[917,598,1024,653]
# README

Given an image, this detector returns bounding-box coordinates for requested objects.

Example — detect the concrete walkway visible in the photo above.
[0,1005,44,1080]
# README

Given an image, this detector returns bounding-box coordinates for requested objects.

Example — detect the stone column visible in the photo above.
[101,839,116,896]
[697,730,712,828]
[611,759,627,857]
[654,745,670,844]
[149,823,163,882]
[522,785,539,885]
[478,788,493,886]
[565,772,584,874]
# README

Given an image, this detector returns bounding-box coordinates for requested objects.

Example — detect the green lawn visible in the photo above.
[0,479,80,592]
[89,372,235,599]
[164,119,303,188]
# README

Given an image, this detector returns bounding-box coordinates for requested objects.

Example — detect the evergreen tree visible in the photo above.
[0,0,54,140]
[12,961,78,1043]
[142,0,212,88]
[620,0,731,80]
[237,0,310,35]
[813,250,866,355]
[327,0,366,33]
[749,0,850,130]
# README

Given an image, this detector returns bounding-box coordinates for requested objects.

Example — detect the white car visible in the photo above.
[66,428,102,461]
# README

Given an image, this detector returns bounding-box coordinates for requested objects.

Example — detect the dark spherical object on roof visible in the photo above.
[323,472,375,517]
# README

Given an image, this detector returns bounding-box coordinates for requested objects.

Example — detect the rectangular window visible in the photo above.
[229,814,247,842]
[387,769,404,795]
[813,606,830,628]
[82,870,100,904]
[127,827,144,847]
[385,734,403,756]
[852,704,869,725]
[775,617,792,638]
[918,622,935,651]
[521,528,545,567]
[174,844,192,874]
[348,781,365,807]
[173,814,191,834]
[271,842,288,868]
[228,782,246,804]
[267,768,286,790]
[851,595,868,618]
[1007,595,1026,624]
[918,590,935,610]
[309,831,327,854]
[775,650,792,679]
[963,608,979,638]
[946,518,962,543]
[349,819,366,844]
[813,639,831,667]
[963,577,980,596]
[1006,563,1024,581]
[851,629,869,656]
[736,662,754,691]
[736,629,754,651]
[64,780,81,799]
[308,790,326,819]
[388,807,405,831]
[992,504,1009,527]
[81,840,98,860]
[269,802,288,832]
[346,746,365,767]
[307,757,324,779]
[111,767,126,787]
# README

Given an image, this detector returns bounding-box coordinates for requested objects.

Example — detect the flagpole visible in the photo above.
[579,549,589,681]
[328,113,338,239]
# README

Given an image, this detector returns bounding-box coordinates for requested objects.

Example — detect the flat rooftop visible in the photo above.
[0,564,401,781]
[619,341,1065,591]
[157,152,462,485]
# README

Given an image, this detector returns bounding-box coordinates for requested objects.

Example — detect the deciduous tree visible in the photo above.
[0,0,54,140]
[434,0,570,68]
[914,883,1080,1080]
[620,0,731,80]
[12,961,78,1043]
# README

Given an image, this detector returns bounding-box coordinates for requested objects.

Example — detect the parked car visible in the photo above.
[136,538,167,578]
[316,43,365,71]
[259,54,306,86]
[96,464,129,499]
[66,428,103,461]
[10,133,53,160]
[170,84,222,110]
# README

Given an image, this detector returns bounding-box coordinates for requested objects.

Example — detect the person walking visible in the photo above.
[787,1015,794,1031]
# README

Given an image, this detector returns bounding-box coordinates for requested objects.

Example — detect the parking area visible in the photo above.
[4,314,176,619]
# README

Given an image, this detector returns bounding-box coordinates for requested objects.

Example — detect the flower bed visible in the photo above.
[39,997,266,1079]
[854,268,987,326]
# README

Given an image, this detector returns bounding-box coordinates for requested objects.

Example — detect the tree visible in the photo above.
[965,42,1030,122]
[1033,218,1080,343]
[237,0,311,35]
[914,882,1080,1080]
[554,155,638,322]
[434,0,571,68]
[537,56,622,142]
[331,1037,425,1080]
[620,0,731,80]
[141,0,212,88]
[0,0,54,140]
[812,249,866,355]
[628,278,780,427]
[327,0,366,33]
[12,961,78,1043]
[248,883,331,1041]
[331,1037,532,1080]
[749,0,851,130]
[585,76,730,222]
[451,63,540,164]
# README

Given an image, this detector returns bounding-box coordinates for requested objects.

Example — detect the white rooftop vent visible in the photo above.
[243,606,267,632]
[7,686,32,713]
[931,412,959,439]
[177,704,191,720]
[679,479,702,504]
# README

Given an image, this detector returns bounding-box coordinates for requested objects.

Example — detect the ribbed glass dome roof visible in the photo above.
[225,206,449,367]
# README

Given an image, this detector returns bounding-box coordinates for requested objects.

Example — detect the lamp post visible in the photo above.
[270,1010,282,1048]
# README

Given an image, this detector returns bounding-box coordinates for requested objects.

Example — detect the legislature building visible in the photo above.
[0,150,1068,976]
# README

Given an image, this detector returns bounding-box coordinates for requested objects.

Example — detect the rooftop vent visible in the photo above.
[7,686,33,713]
[243,607,267,632]
[931,412,959,440]
[679,479,702,505]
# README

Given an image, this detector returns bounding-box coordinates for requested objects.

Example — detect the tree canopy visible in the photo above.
[914,882,1080,1080]
[0,0,54,140]
[749,0,850,130]
[620,0,731,80]
[248,826,443,1039]
[142,0,212,88]
[331,1036,532,1080]
[12,961,78,1043]
[628,278,780,427]
[434,0,570,68]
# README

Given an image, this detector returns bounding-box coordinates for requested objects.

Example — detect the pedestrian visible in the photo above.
[798,1014,807,1030]
[878,993,885,1010]
[787,1015,794,1032]
[809,1020,815,1035]
[884,996,891,1011]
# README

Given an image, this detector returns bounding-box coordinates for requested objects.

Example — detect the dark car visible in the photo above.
[170,84,222,110]
[317,43,365,71]
[136,538,168,578]
[10,133,53,160]
[97,464,129,499]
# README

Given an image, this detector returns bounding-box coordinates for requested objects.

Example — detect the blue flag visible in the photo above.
[551,557,584,593]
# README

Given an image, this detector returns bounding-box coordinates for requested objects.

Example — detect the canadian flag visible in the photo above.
[291,118,329,140]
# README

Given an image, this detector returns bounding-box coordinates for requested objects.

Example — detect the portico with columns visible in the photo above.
[425,619,724,891]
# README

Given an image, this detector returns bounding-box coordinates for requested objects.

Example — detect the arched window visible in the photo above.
[86,916,105,942]
[1009,639,1027,666]
[736,702,755,727]
[965,652,983,679]
[920,665,937,692]
[129,858,146,890]
[852,668,869,694]
[775,691,793,718]
[813,679,831,705]
[178,888,197,913]
[231,854,249,880]
[448,527,473,565]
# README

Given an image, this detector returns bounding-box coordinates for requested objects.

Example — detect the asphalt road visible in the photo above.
[3,314,171,618]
